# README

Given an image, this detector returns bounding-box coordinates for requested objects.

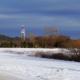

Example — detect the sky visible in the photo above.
[0,0,80,39]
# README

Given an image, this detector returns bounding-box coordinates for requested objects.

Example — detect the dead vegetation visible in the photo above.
[4,48,80,62]
[33,49,80,62]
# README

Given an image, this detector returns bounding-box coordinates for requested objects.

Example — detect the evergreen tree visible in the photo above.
[10,41,14,47]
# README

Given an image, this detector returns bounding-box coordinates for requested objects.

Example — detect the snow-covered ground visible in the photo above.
[0,48,80,80]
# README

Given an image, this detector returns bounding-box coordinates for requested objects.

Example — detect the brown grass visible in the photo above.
[4,49,80,62]
[34,49,80,62]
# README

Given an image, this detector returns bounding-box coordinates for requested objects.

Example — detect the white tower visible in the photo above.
[21,25,25,41]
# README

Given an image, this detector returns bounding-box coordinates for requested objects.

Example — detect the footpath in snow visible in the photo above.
[0,73,19,80]
[0,48,80,80]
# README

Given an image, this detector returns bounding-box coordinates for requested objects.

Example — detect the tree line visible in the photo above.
[0,26,80,49]
[0,34,20,41]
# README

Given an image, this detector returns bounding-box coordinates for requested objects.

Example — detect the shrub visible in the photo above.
[35,49,80,62]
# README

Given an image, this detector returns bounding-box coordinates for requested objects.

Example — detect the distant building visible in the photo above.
[21,25,25,41]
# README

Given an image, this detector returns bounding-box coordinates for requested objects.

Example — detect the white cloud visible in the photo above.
[0,14,80,28]
[0,14,10,19]
[0,8,20,12]
[0,0,80,29]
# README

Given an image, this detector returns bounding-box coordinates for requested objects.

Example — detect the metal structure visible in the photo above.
[21,25,25,41]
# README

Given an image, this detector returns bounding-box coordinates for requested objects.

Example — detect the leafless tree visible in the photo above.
[43,26,60,38]
[43,26,50,37]
[27,32,36,41]
[51,26,60,37]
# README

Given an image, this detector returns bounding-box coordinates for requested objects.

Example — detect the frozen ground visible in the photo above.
[0,48,80,80]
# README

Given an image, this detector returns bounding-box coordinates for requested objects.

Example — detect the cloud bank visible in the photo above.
[0,0,80,39]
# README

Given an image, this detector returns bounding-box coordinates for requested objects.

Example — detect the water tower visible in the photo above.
[21,25,25,41]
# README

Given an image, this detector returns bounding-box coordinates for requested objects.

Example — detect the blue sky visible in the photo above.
[0,0,80,39]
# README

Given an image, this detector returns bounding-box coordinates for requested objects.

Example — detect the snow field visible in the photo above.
[0,48,80,80]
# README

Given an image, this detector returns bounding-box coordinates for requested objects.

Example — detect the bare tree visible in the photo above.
[43,26,50,37]
[51,26,60,37]
[27,32,36,41]
[43,26,60,38]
